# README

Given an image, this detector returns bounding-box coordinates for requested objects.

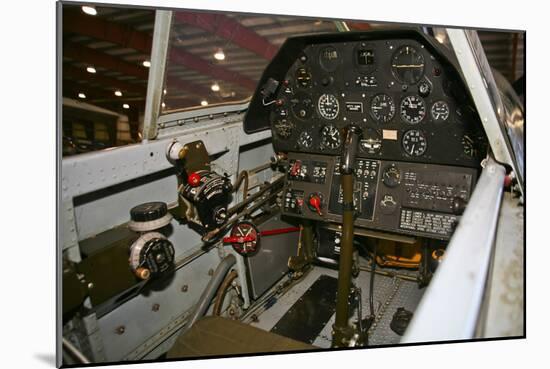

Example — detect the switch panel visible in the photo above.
[282,152,477,240]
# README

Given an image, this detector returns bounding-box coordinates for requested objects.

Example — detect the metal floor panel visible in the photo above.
[252,264,426,348]
[271,275,338,344]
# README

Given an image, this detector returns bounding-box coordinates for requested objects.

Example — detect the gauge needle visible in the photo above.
[411,144,416,154]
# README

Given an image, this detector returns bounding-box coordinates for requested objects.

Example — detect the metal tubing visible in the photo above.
[401,159,505,343]
[333,173,355,345]
[62,337,91,365]
[213,270,239,316]
[186,254,236,328]
[142,10,172,140]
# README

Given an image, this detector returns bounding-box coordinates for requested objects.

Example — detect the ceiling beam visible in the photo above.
[64,43,215,98]
[63,64,146,95]
[167,49,256,90]
[174,11,278,60]
[64,43,148,79]
[64,10,257,91]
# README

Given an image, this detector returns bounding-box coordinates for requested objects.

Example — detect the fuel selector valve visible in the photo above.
[128,202,175,280]
[307,193,324,216]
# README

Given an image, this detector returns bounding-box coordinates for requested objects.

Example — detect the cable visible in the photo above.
[233,171,249,200]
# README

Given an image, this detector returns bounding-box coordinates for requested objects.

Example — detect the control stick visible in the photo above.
[333,125,363,347]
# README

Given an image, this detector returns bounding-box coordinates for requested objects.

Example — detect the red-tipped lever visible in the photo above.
[309,195,322,216]
[187,172,201,187]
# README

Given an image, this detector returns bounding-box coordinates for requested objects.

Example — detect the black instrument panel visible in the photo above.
[283,153,476,240]
[266,35,487,167]
[244,30,488,240]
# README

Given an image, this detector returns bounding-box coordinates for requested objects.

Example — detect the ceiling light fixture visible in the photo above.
[123,104,130,109]
[163,89,167,95]
[161,102,166,108]
[114,90,122,97]
[142,60,151,68]
[86,66,96,74]
[201,100,208,106]
[214,49,225,61]
[81,6,97,16]
[211,83,220,92]
[78,93,86,99]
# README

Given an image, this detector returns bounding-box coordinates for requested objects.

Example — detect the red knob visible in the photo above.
[188,172,201,187]
[309,195,322,216]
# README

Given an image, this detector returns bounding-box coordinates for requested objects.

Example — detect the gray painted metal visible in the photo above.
[401,158,505,343]
[447,29,524,196]
[246,216,300,299]
[142,10,172,140]
[63,337,91,364]
[61,119,269,201]
[186,254,237,328]
[479,192,524,338]
[97,248,221,361]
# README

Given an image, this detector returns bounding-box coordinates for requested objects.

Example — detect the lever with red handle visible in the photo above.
[223,226,300,244]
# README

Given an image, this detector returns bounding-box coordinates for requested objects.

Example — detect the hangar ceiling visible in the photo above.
[61,4,524,142]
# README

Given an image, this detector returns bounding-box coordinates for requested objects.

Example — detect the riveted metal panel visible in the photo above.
[96,248,222,361]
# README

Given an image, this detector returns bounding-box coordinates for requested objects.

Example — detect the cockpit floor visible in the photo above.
[249,264,425,348]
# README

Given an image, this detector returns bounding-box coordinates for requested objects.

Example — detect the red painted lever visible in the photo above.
[223,235,256,244]
[223,226,300,244]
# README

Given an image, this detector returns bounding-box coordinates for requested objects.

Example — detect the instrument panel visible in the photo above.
[283,153,476,240]
[267,36,487,167]
[244,30,489,240]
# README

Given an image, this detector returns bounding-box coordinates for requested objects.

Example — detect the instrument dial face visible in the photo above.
[400,95,426,124]
[298,131,313,149]
[320,124,341,149]
[391,45,425,84]
[402,129,428,156]
[370,93,395,123]
[431,101,450,122]
[273,119,294,139]
[382,164,401,188]
[319,46,340,72]
[360,128,382,154]
[295,67,312,88]
[318,93,340,120]
[290,92,314,120]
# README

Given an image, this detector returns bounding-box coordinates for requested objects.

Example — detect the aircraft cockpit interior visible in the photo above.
[58,3,525,366]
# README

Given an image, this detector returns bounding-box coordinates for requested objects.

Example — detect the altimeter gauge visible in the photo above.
[318,93,340,120]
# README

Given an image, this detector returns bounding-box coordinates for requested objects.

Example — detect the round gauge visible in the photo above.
[298,131,313,149]
[273,119,294,139]
[360,128,382,154]
[320,125,341,150]
[370,94,395,123]
[431,101,450,122]
[295,67,312,88]
[318,94,339,120]
[382,164,400,188]
[402,129,428,156]
[290,92,314,120]
[319,46,340,72]
[391,45,425,84]
[400,95,426,124]
[461,135,475,158]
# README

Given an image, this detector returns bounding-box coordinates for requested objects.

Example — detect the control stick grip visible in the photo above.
[340,125,362,174]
